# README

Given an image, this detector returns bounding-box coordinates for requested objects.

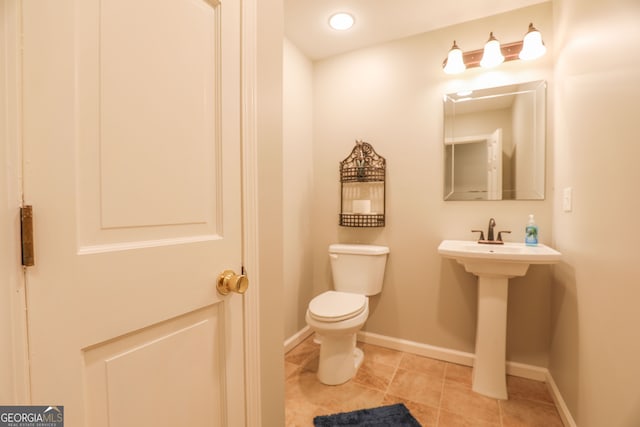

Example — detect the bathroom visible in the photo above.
[0,0,638,426]
[283,0,640,426]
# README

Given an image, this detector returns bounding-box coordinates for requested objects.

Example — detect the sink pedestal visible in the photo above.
[473,276,509,399]
[459,260,529,400]
[438,240,561,400]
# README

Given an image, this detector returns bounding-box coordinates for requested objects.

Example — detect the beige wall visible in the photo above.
[307,3,555,366]
[551,0,640,425]
[283,39,315,339]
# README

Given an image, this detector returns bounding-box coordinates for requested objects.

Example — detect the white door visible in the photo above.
[20,1,246,426]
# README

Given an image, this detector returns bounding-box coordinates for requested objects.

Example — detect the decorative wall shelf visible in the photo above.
[339,140,386,227]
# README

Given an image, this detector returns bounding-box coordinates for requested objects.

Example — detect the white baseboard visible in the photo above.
[545,370,577,427]
[505,360,548,381]
[358,331,552,382]
[284,328,576,427]
[357,330,475,367]
[284,325,313,353]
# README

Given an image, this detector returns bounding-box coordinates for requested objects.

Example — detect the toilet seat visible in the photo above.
[308,291,367,322]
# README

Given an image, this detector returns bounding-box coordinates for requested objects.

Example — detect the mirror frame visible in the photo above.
[443,80,546,201]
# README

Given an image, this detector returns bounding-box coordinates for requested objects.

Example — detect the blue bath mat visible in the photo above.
[313,403,422,426]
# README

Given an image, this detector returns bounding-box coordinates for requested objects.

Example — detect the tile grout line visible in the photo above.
[434,363,447,426]
[383,349,403,397]
[498,399,505,427]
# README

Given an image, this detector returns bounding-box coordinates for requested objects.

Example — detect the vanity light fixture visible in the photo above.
[442,23,546,74]
[329,12,355,31]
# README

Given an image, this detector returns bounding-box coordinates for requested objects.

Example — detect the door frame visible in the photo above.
[240,0,263,425]
[1,0,31,404]
[2,0,263,423]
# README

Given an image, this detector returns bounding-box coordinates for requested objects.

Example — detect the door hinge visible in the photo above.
[20,205,35,267]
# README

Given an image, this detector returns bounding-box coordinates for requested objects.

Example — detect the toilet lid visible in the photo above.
[308,291,367,322]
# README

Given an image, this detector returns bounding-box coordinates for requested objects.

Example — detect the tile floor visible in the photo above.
[285,335,565,426]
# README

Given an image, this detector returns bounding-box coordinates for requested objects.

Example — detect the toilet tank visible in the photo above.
[329,244,390,296]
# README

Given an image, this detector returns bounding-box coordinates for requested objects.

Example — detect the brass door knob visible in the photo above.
[216,270,249,295]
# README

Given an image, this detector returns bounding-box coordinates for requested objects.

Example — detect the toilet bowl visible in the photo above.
[305,291,369,385]
[305,244,389,385]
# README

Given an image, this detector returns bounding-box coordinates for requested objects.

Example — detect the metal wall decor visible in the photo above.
[339,140,386,227]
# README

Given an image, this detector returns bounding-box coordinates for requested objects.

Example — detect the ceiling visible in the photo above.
[284,0,548,61]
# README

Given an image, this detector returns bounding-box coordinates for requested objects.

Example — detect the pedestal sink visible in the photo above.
[438,240,561,399]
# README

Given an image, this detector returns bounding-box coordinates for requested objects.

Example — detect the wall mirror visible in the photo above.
[443,80,546,200]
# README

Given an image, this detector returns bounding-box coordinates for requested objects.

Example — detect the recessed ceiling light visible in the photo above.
[329,13,354,31]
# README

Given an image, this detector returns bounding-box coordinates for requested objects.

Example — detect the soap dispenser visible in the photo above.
[525,214,538,246]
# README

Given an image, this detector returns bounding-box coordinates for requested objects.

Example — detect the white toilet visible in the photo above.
[305,243,390,385]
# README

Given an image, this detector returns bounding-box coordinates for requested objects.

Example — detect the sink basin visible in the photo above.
[438,240,561,278]
[438,239,561,262]
[438,239,561,399]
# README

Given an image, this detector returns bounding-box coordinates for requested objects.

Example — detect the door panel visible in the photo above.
[98,0,217,230]
[76,0,222,249]
[83,306,223,427]
[21,0,244,426]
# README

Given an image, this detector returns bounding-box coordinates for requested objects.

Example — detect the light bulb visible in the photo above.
[480,32,504,68]
[519,23,546,60]
[443,41,466,74]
